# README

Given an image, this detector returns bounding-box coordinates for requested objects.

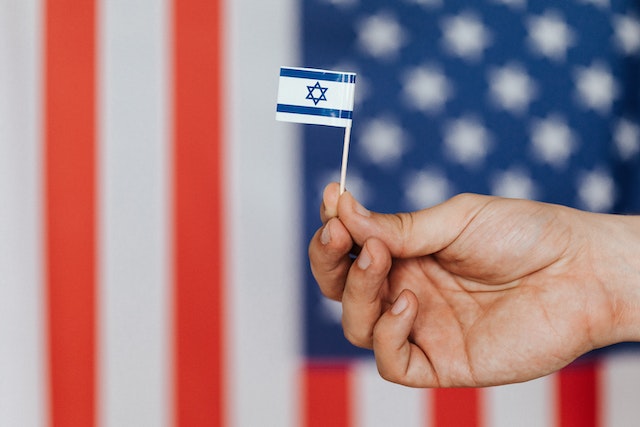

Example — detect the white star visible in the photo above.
[358,117,409,167]
[574,62,619,114]
[527,11,576,61]
[488,64,537,114]
[577,169,616,213]
[443,117,492,166]
[491,168,538,200]
[576,0,609,8]
[614,119,640,161]
[319,298,342,324]
[320,0,358,6]
[401,65,453,113]
[357,13,408,60]
[491,0,526,9]
[404,0,442,8]
[403,169,454,209]
[613,15,640,56]
[530,115,577,168]
[441,12,492,61]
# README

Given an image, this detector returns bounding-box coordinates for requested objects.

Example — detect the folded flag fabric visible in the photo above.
[276,66,356,128]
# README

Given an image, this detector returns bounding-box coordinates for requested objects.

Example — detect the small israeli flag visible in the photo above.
[276,67,356,128]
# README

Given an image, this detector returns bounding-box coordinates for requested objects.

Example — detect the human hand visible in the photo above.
[309,183,640,387]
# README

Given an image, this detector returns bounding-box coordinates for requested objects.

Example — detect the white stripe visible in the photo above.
[277,75,356,111]
[484,375,553,427]
[226,0,302,425]
[353,360,427,427]
[601,352,640,427]
[98,1,171,426]
[0,2,46,426]
[275,111,353,128]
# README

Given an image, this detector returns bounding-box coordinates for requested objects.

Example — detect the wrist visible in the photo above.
[589,213,640,345]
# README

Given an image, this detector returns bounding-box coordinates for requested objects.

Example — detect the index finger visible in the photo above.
[320,182,341,224]
[309,217,354,301]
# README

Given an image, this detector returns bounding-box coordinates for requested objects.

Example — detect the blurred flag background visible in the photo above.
[2,1,640,426]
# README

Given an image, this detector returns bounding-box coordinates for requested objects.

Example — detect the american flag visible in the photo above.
[1,0,640,427]
[302,0,640,426]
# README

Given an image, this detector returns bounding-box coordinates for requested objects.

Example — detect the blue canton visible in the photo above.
[302,0,640,358]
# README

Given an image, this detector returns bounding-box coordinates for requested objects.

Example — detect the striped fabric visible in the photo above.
[1,1,640,426]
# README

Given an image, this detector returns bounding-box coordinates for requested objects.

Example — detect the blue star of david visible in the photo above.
[306,81,328,105]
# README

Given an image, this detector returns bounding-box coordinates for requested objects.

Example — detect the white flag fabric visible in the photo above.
[276,66,356,127]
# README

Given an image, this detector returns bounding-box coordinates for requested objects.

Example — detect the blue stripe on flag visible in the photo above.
[277,104,353,119]
[280,67,356,83]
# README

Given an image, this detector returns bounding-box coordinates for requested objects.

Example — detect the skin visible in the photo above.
[308,182,640,388]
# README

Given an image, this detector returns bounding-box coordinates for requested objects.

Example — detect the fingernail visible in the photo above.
[391,294,408,315]
[353,197,370,217]
[357,245,371,270]
[320,223,331,245]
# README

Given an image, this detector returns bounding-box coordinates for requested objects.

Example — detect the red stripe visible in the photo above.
[556,361,599,427]
[172,0,225,425]
[431,388,483,427]
[44,1,96,426]
[303,362,352,427]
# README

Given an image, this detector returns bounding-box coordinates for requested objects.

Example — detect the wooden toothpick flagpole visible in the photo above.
[339,124,351,195]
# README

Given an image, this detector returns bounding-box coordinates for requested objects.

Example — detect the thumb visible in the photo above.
[372,290,435,387]
[337,191,492,258]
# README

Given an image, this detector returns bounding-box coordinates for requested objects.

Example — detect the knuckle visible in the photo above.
[390,212,416,257]
[343,325,372,349]
[450,192,487,208]
[310,269,344,302]
[371,322,404,384]
[318,284,342,302]
[451,192,474,203]
[309,252,350,303]
[391,212,413,235]
[371,322,387,347]
[375,358,399,384]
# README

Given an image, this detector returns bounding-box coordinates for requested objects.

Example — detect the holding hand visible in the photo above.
[308,183,640,388]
